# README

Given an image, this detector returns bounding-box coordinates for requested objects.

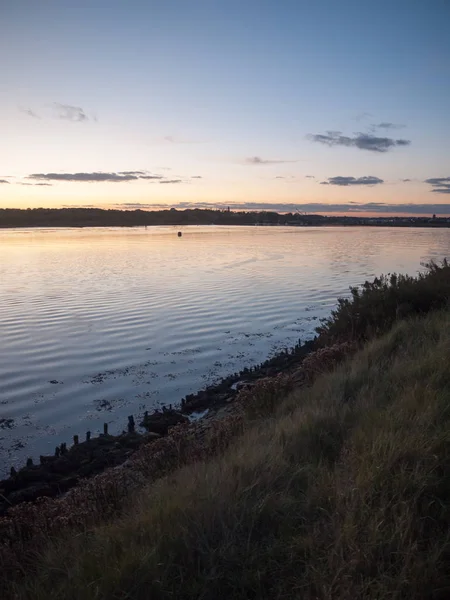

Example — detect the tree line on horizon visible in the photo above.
[0,207,447,228]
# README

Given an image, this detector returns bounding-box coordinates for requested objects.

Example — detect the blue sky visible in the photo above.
[1,0,450,214]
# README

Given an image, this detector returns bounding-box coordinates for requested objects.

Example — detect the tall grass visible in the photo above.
[9,310,450,599]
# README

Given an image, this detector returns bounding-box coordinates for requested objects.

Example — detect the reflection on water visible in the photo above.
[0,225,449,472]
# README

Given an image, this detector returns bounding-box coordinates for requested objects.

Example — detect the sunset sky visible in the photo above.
[1,0,450,215]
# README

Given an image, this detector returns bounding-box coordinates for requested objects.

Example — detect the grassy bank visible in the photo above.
[8,307,450,599]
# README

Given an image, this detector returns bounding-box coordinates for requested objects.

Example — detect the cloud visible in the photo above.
[110,201,450,215]
[26,171,167,183]
[159,179,183,184]
[321,176,384,186]
[425,177,450,194]
[353,112,372,122]
[274,175,296,181]
[118,171,146,176]
[0,179,10,184]
[19,182,53,186]
[372,122,406,130]
[29,172,139,182]
[308,131,411,152]
[245,156,297,165]
[305,175,315,179]
[19,106,40,119]
[53,103,88,122]
[191,176,203,179]
[402,178,411,182]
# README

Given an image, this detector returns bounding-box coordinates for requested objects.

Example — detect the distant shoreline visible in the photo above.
[1,207,450,228]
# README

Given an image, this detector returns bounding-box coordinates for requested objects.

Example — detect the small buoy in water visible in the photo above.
[178,231,182,237]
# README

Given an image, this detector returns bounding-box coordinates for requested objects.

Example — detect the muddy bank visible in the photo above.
[0,338,315,515]
[181,338,315,413]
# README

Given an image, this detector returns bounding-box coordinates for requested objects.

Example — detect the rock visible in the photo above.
[144,432,161,441]
[139,409,188,435]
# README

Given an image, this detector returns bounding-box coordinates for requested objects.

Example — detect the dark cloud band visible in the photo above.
[425,177,450,194]
[321,176,384,186]
[27,171,168,183]
[308,131,410,152]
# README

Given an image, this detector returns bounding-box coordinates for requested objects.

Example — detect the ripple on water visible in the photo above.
[1,225,449,474]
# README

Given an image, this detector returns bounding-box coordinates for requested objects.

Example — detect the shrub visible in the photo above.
[316,259,450,344]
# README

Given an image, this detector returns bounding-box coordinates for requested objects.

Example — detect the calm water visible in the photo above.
[1,225,449,473]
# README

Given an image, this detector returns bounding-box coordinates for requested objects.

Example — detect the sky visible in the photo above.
[1,0,450,215]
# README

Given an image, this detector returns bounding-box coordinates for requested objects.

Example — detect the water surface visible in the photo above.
[1,225,449,473]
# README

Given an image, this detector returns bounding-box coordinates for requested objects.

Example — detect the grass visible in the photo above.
[8,309,450,600]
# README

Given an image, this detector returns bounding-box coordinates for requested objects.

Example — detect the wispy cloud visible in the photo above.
[372,122,406,130]
[111,201,450,215]
[425,177,450,194]
[245,156,297,165]
[353,112,372,122]
[321,176,384,186]
[308,131,411,152]
[305,175,315,179]
[19,182,53,186]
[191,175,203,179]
[53,103,89,122]
[0,179,10,184]
[18,106,41,119]
[118,171,146,176]
[159,179,183,184]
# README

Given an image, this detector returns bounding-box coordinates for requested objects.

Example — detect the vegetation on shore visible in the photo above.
[1,206,449,228]
[3,262,450,599]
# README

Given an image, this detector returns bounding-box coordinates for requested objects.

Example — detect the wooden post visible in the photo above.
[10,466,17,477]
[103,423,108,436]
[127,415,135,433]
[86,431,91,441]
[55,446,60,457]
[73,435,79,445]
[26,458,33,467]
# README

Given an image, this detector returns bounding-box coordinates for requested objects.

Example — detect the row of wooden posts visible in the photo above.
[10,415,138,478]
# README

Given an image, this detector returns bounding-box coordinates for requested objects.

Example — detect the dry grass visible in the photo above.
[6,309,450,599]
